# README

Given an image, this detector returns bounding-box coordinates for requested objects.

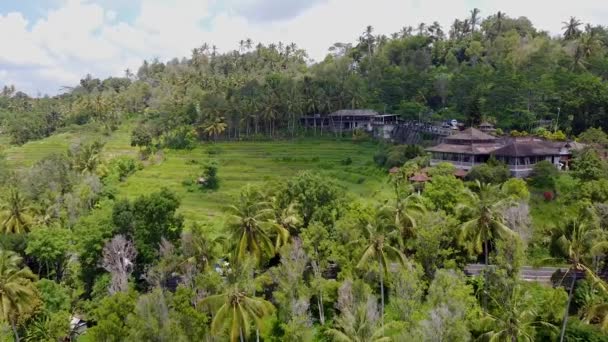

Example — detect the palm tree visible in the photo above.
[582,300,608,332]
[459,181,515,266]
[480,284,557,341]
[0,188,33,234]
[203,116,228,141]
[362,25,375,57]
[470,8,481,33]
[562,17,582,40]
[201,285,275,342]
[182,226,225,272]
[554,219,607,341]
[270,197,300,237]
[326,298,391,342]
[354,209,405,333]
[385,189,425,244]
[0,250,38,342]
[226,187,274,265]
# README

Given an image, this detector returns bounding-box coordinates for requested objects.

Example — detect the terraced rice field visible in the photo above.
[117,139,392,223]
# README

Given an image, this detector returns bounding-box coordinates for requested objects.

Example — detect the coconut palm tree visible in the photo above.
[0,188,33,234]
[562,17,582,40]
[201,285,275,342]
[470,8,481,33]
[270,197,300,237]
[554,219,608,341]
[582,302,608,332]
[226,187,275,265]
[458,181,516,266]
[480,284,557,341]
[326,297,391,342]
[354,208,405,334]
[0,249,38,342]
[203,116,228,142]
[385,189,425,244]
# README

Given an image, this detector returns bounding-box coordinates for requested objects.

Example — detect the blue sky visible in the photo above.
[1,0,606,96]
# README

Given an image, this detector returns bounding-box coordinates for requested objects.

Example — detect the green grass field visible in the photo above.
[1,123,138,168]
[117,139,392,224]
[1,124,390,225]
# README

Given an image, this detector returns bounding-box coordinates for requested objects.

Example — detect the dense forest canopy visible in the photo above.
[2,11,608,145]
[3,9,608,342]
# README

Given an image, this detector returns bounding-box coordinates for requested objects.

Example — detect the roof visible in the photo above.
[329,109,378,117]
[445,127,497,142]
[409,173,430,182]
[479,122,495,128]
[426,142,502,155]
[491,140,560,157]
[454,169,468,177]
[388,166,400,174]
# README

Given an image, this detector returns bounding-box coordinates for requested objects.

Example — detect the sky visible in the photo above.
[1,0,607,96]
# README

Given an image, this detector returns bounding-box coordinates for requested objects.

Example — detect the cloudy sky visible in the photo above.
[1,0,607,96]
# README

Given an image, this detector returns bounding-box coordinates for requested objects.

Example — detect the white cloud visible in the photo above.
[1,0,608,95]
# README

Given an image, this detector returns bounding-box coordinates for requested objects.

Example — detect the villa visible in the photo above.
[426,127,583,177]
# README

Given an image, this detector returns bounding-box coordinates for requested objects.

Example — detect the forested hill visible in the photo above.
[2,11,608,145]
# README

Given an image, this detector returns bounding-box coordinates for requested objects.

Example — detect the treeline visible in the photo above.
[2,11,608,146]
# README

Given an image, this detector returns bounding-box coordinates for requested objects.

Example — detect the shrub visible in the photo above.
[107,157,142,181]
[199,161,219,190]
[373,150,388,167]
[466,160,510,184]
[163,126,196,150]
[530,160,558,189]
[340,157,353,165]
[207,146,223,155]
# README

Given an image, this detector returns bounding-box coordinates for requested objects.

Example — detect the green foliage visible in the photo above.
[26,227,71,280]
[169,286,209,341]
[67,140,105,174]
[564,318,608,342]
[73,202,117,292]
[427,162,456,177]
[162,126,196,150]
[102,156,142,182]
[422,175,469,215]
[579,127,608,146]
[36,280,70,314]
[199,161,219,190]
[531,160,559,189]
[130,124,152,149]
[112,188,184,271]
[571,148,608,181]
[278,171,342,228]
[581,179,608,202]
[501,178,530,201]
[466,159,510,184]
[374,144,425,168]
[83,290,137,342]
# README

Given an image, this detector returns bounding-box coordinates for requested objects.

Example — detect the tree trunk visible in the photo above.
[240,327,244,342]
[11,319,19,342]
[483,238,489,310]
[378,255,385,335]
[560,269,577,342]
[312,259,325,325]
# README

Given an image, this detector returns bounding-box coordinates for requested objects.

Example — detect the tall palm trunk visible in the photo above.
[11,319,19,342]
[560,269,577,342]
[378,255,385,335]
[312,259,325,325]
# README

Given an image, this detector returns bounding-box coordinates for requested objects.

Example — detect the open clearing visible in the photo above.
[117,139,392,223]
